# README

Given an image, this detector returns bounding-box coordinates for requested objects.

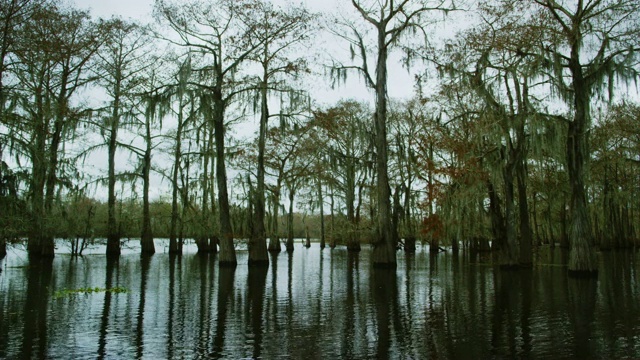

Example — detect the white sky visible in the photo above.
[67,0,454,202]
[71,0,434,104]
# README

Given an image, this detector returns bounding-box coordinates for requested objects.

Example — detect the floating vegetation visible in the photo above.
[53,287,128,299]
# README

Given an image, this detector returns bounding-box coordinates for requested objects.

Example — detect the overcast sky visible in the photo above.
[67,0,448,201]
[71,0,423,105]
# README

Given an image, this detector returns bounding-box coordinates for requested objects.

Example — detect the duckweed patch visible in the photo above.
[53,287,128,299]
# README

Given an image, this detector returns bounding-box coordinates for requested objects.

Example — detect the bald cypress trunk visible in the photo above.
[169,96,185,254]
[27,76,48,258]
[488,180,506,252]
[346,161,360,252]
[318,179,326,250]
[140,117,155,255]
[268,176,283,252]
[249,73,269,265]
[286,185,295,253]
[566,38,597,276]
[106,80,121,258]
[501,161,519,268]
[517,160,532,267]
[214,96,236,266]
[370,25,395,268]
[197,126,213,254]
[329,185,336,249]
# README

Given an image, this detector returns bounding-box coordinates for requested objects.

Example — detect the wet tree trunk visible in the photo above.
[209,148,218,254]
[213,95,236,266]
[567,114,597,274]
[565,5,597,275]
[28,106,47,258]
[487,180,506,252]
[196,126,213,254]
[620,205,631,249]
[305,225,311,248]
[560,196,569,248]
[268,177,282,253]
[42,74,70,258]
[392,186,401,250]
[106,87,121,258]
[346,161,360,252]
[250,73,269,264]
[601,176,612,251]
[178,143,192,253]
[286,185,296,252]
[140,117,155,255]
[27,182,45,258]
[169,95,185,254]
[532,191,541,246]
[329,184,336,249]
[501,160,519,268]
[0,237,5,258]
[516,160,532,267]
[370,26,395,268]
[318,179,326,250]
[402,147,419,253]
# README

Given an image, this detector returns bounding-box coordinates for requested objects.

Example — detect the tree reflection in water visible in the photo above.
[20,258,52,359]
[0,245,639,359]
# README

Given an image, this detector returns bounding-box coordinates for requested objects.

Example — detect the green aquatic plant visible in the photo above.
[53,287,128,299]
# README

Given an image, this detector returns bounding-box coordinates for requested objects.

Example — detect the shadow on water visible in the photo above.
[20,258,53,359]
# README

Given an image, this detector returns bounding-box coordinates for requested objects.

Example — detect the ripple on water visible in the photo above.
[1,245,640,359]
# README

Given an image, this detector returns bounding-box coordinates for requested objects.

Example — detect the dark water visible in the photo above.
[1,241,639,359]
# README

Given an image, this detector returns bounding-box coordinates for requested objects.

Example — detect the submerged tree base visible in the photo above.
[268,238,282,253]
[567,269,598,278]
[499,263,522,271]
[404,237,417,252]
[371,261,397,269]
[248,259,269,267]
[219,260,238,268]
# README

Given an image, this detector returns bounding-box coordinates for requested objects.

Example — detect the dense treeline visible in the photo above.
[0,0,639,274]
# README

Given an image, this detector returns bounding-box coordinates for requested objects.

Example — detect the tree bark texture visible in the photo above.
[214,96,237,266]
[140,119,155,255]
[249,76,269,264]
[370,26,395,268]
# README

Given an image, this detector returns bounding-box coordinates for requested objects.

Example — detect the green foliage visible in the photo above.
[53,286,128,299]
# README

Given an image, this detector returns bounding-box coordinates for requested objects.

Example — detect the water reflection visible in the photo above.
[211,265,235,359]
[568,276,598,358]
[0,245,639,359]
[371,268,397,358]
[21,258,52,359]
[98,257,118,359]
[166,254,179,359]
[135,255,151,358]
[246,266,268,358]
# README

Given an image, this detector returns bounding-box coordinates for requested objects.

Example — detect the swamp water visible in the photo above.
[0,241,639,359]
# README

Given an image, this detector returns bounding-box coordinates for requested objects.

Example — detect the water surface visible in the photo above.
[1,241,639,359]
